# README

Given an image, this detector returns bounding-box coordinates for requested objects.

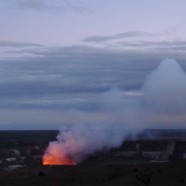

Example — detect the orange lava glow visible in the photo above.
[42,154,76,166]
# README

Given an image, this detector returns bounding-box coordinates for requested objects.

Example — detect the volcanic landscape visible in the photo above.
[1,130,186,186]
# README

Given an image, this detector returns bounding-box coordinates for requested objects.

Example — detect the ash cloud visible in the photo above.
[44,59,186,163]
[141,59,186,113]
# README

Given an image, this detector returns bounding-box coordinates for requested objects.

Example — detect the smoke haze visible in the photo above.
[43,59,186,164]
[142,59,186,113]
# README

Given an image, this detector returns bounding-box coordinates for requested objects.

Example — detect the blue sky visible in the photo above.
[0,0,186,129]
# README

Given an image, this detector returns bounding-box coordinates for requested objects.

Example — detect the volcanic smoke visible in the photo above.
[43,59,186,165]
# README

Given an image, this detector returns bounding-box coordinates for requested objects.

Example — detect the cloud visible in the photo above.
[1,41,186,129]
[82,32,186,54]
[0,40,42,48]
[4,0,86,13]
[0,45,160,113]
[116,40,186,52]
[117,40,186,47]
[83,32,162,43]
[0,44,186,102]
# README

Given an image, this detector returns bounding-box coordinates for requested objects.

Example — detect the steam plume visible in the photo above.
[43,59,186,164]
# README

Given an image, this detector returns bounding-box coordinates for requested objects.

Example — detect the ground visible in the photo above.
[1,130,186,186]
[1,161,186,186]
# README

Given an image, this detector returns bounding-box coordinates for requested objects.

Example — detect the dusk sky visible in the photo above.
[1,0,186,129]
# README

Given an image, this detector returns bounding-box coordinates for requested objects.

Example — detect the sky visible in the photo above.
[1,0,186,129]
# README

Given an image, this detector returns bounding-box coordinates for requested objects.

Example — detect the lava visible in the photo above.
[42,153,76,166]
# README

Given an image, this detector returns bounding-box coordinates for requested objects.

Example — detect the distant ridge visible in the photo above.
[138,129,186,140]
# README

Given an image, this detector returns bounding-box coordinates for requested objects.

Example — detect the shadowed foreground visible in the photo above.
[1,161,186,186]
[1,130,186,186]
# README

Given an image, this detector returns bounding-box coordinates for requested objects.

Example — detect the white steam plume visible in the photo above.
[43,59,186,164]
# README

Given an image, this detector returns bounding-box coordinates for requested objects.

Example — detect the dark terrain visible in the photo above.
[1,130,186,186]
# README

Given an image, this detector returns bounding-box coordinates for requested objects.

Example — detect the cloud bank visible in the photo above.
[1,41,186,129]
